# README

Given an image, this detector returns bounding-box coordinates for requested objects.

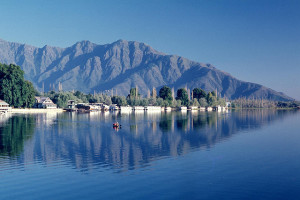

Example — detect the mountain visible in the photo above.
[0,38,293,101]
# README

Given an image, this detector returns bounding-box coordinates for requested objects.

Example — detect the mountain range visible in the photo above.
[0,38,293,101]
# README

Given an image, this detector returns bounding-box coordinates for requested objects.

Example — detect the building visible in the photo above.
[213,105,222,112]
[101,104,110,111]
[0,99,11,113]
[67,100,76,109]
[34,97,57,109]
[120,106,132,112]
[109,104,119,111]
[226,102,231,107]
[206,107,213,111]
[180,106,187,111]
[188,106,198,110]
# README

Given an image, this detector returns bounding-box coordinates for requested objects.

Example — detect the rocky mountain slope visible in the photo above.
[0,38,293,101]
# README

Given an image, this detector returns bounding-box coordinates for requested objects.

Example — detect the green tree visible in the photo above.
[112,96,127,106]
[159,86,173,103]
[104,96,112,105]
[86,93,97,103]
[192,88,206,99]
[74,90,88,102]
[148,97,156,106]
[199,98,208,107]
[0,63,36,107]
[22,81,36,107]
[128,88,140,99]
[155,98,164,106]
[175,100,182,107]
[176,88,189,106]
[140,98,149,106]
[206,92,213,106]
[206,92,217,106]
[217,97,226,107]
[192,98,200,106]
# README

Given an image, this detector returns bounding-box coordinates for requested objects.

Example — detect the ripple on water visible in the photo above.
[0,110,299,199]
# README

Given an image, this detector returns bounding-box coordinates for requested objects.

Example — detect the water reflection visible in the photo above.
[0,110,297,172]
[0,114,36,157]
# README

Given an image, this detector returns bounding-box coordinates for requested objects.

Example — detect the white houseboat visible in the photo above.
[0,100,11,114]
[120,106,132,112]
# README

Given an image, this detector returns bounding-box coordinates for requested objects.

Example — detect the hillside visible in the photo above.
[0,38,293,101]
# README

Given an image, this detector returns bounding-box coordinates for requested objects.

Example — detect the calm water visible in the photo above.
[0,110,300,200]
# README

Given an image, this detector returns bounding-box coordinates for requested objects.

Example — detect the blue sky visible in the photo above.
[0,0,299,99]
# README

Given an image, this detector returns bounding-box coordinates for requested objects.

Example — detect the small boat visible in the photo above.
[113,122,121,128]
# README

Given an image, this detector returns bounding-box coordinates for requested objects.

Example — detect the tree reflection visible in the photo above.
[159,113,173,132]
[1,110,297,172]
[0,115,36,157]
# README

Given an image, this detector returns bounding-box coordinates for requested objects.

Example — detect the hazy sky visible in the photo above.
[0,0,299,99]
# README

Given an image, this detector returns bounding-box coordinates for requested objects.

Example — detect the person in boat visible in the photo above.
[113,122,120,127]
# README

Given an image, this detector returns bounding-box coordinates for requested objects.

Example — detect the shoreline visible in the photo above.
[6,107,299,114]
[229,107,299,110]
[10,108,65,113]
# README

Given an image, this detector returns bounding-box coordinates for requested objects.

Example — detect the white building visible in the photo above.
[34,97,57,109]
[0,100,11,113]
[120,106,132,112]
[109,104,119,110]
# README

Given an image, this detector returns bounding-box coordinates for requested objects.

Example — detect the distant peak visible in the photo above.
[75,40,92,45]
[116,39,127,43]
[72,40,96,50]
[112,39,128,46]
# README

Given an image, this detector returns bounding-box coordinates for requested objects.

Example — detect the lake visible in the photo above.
[0,109,299,200]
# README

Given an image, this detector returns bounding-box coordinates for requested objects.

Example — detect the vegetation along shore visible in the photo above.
[0,63,299,111]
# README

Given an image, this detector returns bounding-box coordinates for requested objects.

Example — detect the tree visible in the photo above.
[155,98,164,106]
[152,87,157,98]
[192,98,200,106]
[159,86,173,103]
[217,97,226,107]
[199,98,208,107]
[193,88,206,99]
[86,93,97,103]
[148,97,156,105]
[206,92,217,106]
[104,96,112,105]
[22,81,36,107]
[112,96,127,106]
[0,63,36,107]
[176,88,189,106]
[147,89,151,98]
[140,98,149,106]
[175,100,182,107]
[128,88,140,99]
[74,90,87,102]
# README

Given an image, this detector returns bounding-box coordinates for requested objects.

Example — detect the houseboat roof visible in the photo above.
[35,96,51,103]
[0,100,9,106]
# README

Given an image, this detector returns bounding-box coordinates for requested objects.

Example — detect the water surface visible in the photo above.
[0,110,299,199]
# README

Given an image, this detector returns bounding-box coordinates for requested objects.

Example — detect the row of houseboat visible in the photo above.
[0,98,228,115]
[65,100,228,112]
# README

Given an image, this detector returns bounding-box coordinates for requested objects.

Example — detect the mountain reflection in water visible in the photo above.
[0,110,296,172]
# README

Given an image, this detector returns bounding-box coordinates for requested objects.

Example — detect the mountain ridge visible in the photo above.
[0,38,293,101]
